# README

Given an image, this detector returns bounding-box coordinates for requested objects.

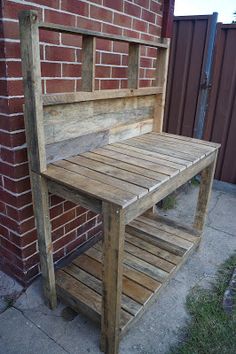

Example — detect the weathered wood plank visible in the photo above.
[43,164,137,207]
[19,10,46,173]
[39,21,169,48]
[81,36,95,92]
[153,42,170,133]
[125,233,181,265]
[193,156,217,232]
[64,264,142,316]
[30,172,56,309]
[101,202,124,354]
[125,152,217,224]
[92,147,178,176]
[47,179,102,214]
[66,155,162,191]
[161,132,221,149]
[43,87,163,106]
[128,43,140,89]
[53,159,147,198]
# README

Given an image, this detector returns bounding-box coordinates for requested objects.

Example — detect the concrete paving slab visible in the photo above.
[0,183,235,354]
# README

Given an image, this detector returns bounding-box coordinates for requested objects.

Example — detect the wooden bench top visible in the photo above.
[42,132,220,208]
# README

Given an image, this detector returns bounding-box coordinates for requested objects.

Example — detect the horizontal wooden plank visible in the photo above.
[53,159,147,198]
[81,151,168,182]
[83,249,153,305]
[56,269,132,328]
[125,151,217,223]
[43,87,162,106]
[43,95,155,144]
[111,142,188,169]
[39,21,169,48]
[127,219,193,256]
[42,164,137,207]
[64,264,142,316]
[66,155,162,191]
[125,233,181,265]
[161,132,221,149]
[93,147,178,176]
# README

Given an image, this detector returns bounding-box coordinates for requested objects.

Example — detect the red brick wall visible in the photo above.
[0,0,164,285]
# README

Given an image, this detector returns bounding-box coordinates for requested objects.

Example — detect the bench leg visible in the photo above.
[101,202,125,354]
[31,172,57,309]
[193,156,217,233]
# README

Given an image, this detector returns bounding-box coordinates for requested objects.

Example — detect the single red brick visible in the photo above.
[23,253,40,270]
[101,52,121,65]
[62,63,81,77]
[61,0,89,16]
[61,33,82,47]
[46,79,75,94]
[65,233,87,254]
[100,79,120,90]
[39,29,60,45]
[3,176,31,194]
[0,224,9,239]
[52,226,64,242]
[146,46,157,58]
[51,209,76,230]
[50,195,64,206]
[95,66,111,79]
[142,9,156,24]
[113,41,129,54]
[6,61,22,78]
[6,204,34,222]
[7,97,25,115]
[112,66,127,78]
[102,23,122,36]
[145,67,156,78]
[53,248,64,262]
[77,218,96,236]
[0,188,32,209]
[76,205,88,216]
[123,28,140,39]
[134,0,150,8]
[96,38,112,51]
[3,21,20,40]
[139,79,152,87]
[33,0,60,8]
[149,23,161,36]
[90,5,113,22]
[4,42,21,58]
[64,213,86,233]
[133,18,147,33]
[0,62,6,76]
[45,10,76,26]
[103,0,122,11]
[140,57,153,67]
[87,224,103,239]
[0,161,29,179]
[150,1,162,13]
[0,147,27,164]
[50,204,63,219]
[53,230,76,252]
[77,16,101,32]
[41,62,61,77]
[0,114,24,132]
[122,54,128,66]
[114,13,132,29]
[64,201,76,211]
[1,237,22,257]
[45,46,76,62]
[124,2,141,18]
[141,33,156,42]
[21,242,37,259]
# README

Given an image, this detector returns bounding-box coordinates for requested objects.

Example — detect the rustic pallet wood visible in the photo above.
[55,213,200,335]
[19,10,220,354]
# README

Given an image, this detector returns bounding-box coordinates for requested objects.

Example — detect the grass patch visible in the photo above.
[159,194,177,211]
[170,253,236,354]
[191,176,200,187]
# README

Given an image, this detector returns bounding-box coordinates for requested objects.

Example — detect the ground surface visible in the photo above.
[0,181,235,354]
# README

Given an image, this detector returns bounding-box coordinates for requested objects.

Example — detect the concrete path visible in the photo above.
[0,181,235,354]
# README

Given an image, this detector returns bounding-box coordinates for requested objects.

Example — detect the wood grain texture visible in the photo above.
[19,11,46,173]
[81,36,95,92]
[128,43,140,89]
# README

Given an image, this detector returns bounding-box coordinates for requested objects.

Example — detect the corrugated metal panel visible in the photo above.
[204,24,236,183]
[164,15,213,136]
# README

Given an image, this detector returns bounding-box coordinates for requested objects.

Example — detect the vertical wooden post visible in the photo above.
[153,40,170,133]
[19,11,56,309]
[128,43,140,89]
[101,202,125,354]
[81,35,96,91]
[193,154,217,233]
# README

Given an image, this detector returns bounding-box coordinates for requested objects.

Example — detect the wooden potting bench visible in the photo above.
[19,10,220,354]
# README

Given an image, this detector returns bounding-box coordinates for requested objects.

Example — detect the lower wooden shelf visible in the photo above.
[55,212,200,335]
